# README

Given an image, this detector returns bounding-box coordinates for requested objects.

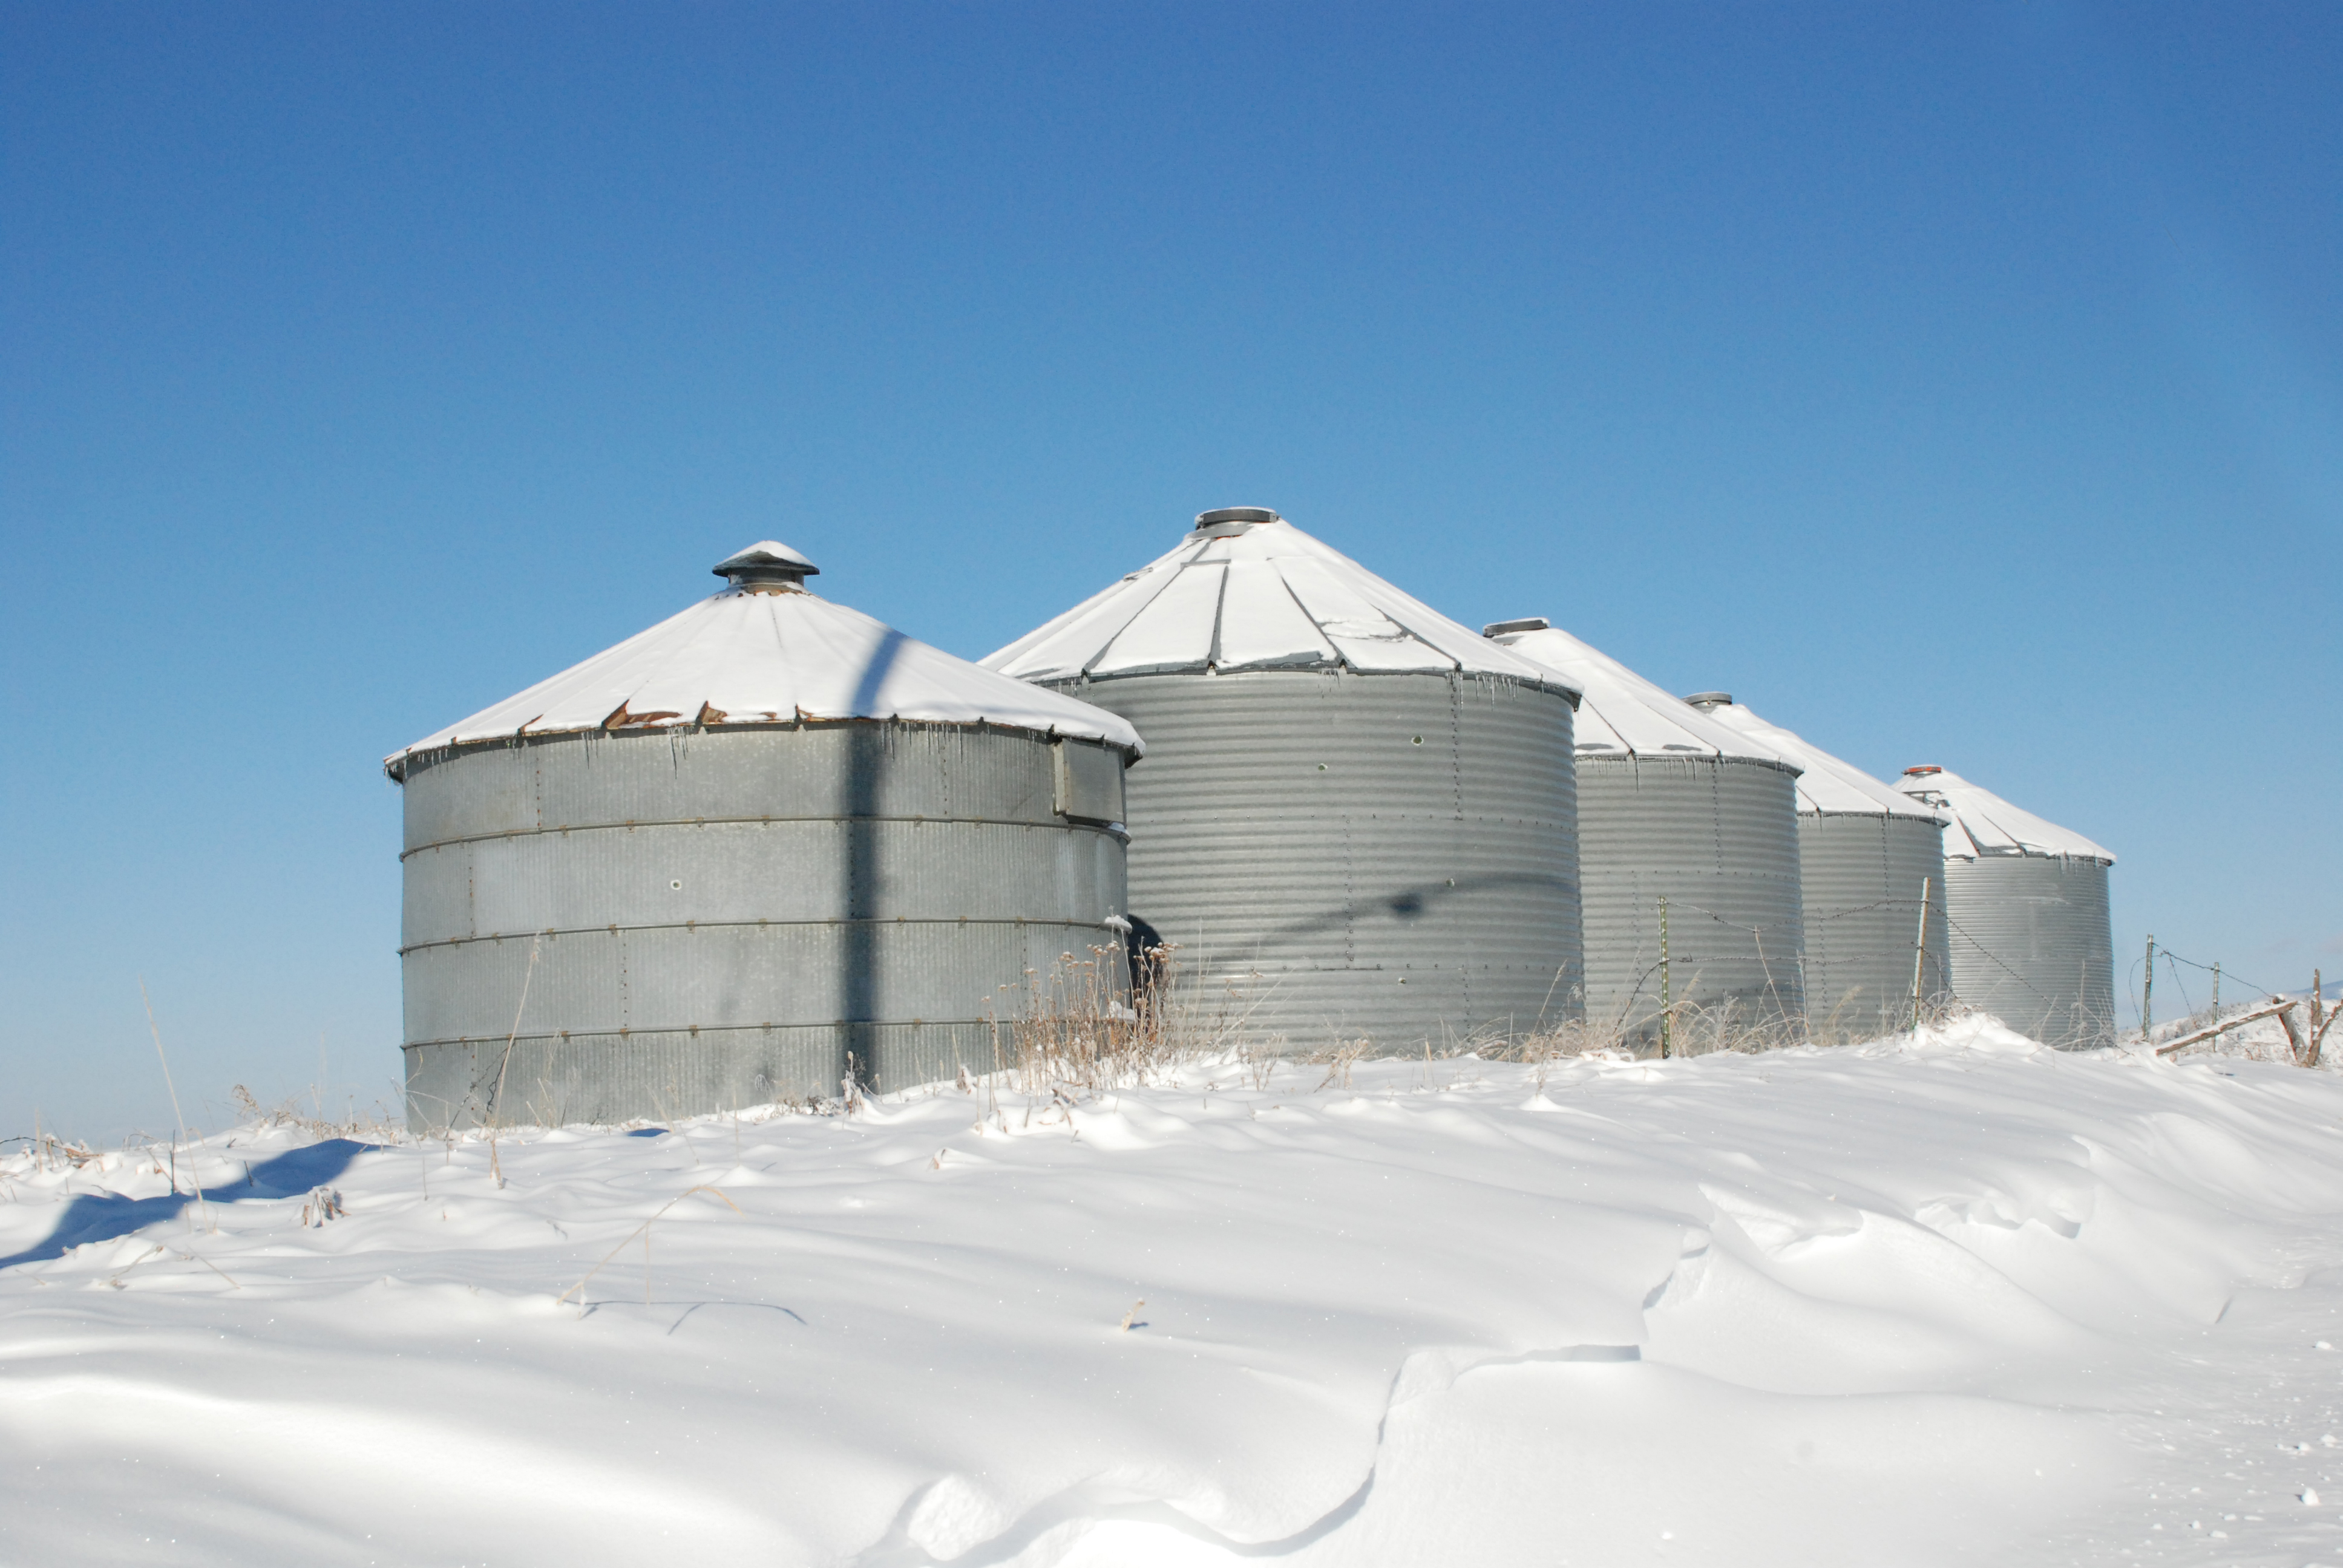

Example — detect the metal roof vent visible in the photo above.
[1193,506,1281,537]
[1481,617,1551,639]
[1899,766,1951,808]
[713,540,820,592]
[1683,691,1733,710]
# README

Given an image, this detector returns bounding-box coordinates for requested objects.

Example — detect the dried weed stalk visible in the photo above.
[987,942,1261,1095]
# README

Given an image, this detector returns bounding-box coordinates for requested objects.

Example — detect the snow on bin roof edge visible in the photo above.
[1480,620,1797,771]
[1683,696,1942,820]
[980,510,1582,702]
[384,541,1144,779]
[1895,766,2114,864]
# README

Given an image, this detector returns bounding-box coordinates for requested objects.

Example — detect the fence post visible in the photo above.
[1909,875,1932,1031]
[2315,970,2326,1067]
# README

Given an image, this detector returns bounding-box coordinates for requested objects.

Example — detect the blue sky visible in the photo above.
[4,4,2337,1142]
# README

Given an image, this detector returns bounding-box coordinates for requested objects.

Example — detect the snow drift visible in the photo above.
[5,1019,2343,1566]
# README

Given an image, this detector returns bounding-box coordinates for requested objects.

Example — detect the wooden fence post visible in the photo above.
[1909,877,1932,1031]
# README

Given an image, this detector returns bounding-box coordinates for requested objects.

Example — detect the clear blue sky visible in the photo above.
[5,4,2337,1143]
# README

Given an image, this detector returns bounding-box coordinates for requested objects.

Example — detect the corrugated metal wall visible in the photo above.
[399,723,1127,1128]
[1797,813,1950,1040]
[1941,854,2114,1048]
[1578,756,1804,1039]
[1047,669,1582,1051]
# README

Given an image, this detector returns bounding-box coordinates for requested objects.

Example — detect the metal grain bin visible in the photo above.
[1895,766,2115,1048]
[1688,694,1949,1039]
[1483,623,1804,1044]
[386,541,1142,1129]
[983,508,1584,1052]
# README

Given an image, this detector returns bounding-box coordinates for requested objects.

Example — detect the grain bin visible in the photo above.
[386,541,1142,1129]
[1894,766,2115,1048]
[1482,622,1804,1043]
[1686,694,1949,1039]
[983,508,1584,1051]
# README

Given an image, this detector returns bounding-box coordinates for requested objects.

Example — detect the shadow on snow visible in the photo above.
[0,1139,378,1272]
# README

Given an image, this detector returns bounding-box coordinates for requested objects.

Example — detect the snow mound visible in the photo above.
[1856,1011,2047,1059]
[5,1042,2343,1566]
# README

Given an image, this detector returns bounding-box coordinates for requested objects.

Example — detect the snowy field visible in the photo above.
[6,1019,2343,1567]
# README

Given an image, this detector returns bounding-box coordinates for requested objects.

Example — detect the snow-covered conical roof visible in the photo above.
[1682,695,1941,820]
[1478,619,1794,770]
[1895,766,2113,864]
[981,509,1578,697]
[386,541,1142,778]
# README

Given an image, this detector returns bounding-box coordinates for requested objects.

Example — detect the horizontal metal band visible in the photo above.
[401,812,1126,861]
[397,913,1117,957]
[1058,665,1585,706]
[388,717,1138,782]
[1577,751,1803,777]
[402,1019,996,1051]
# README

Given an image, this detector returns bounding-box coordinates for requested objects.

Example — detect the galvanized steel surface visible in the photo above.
[1047,670,1583,1050]
[1941,854,2115,1048]
[1578,756,1805,1037]
[1798,812,1950,1040]
[400,724,1128,1128]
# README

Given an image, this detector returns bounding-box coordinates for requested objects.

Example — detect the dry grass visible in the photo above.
[1483,990,1979,1067]
[1306,1039,1371,1090]
[1663,998,1815,1058]
[1801,984,1941,1047]
[986,942,1265,1094]
[231,1083,405,1144]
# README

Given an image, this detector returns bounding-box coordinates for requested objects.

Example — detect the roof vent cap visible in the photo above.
[1481,617,1551,639]
[713,540,819,592]
[1193,506,1281,536]
[1683,691,1733,710]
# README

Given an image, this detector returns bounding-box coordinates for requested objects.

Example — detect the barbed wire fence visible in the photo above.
[1549,881,2330,1065]
[2125,942,2333,1064]
[1604,890,1964,1057]
[1599,884,2138,1056]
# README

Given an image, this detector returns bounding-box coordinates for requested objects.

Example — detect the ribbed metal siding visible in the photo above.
[1941,854,2114,1048]
[1797,812,1950,1040]
[1578,756,1804,1037]
[1046,670,1582,1050]
[399,724,1127,1127]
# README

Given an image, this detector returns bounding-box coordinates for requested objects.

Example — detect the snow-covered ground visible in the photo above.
[6,1018,2343,1567]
